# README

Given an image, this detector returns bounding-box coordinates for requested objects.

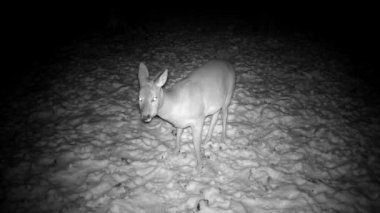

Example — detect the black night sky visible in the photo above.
[6,2,379,84]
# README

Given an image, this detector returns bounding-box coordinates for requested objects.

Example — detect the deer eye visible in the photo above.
[139,97,143,102]
[152,96,157,102]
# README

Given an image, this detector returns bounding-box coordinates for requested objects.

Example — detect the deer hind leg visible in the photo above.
[192,119,204,167]
[222,90,233,143]
[221,105,229,143]
[175,128,183,153]
[205,110,219,143]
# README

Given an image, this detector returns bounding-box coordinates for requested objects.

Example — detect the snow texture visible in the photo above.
[1,30,380,213]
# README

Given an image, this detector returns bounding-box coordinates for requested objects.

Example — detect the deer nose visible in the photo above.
[141,114,152,122]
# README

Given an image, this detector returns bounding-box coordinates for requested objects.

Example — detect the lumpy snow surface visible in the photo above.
[1,32,379,212]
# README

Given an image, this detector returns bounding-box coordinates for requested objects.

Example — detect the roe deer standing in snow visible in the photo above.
[138,60,235,169]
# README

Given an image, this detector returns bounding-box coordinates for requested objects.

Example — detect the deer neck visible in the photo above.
[157,88,175,122]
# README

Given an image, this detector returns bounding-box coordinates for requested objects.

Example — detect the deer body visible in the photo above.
[138,60,235,168]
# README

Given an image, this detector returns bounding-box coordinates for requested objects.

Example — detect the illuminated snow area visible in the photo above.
[1,32,380,212]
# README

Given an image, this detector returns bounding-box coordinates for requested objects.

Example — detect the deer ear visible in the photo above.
[138,63,149,85]
[155,69,168,87]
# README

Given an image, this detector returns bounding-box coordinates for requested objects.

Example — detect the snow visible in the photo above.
[1,28,380,212]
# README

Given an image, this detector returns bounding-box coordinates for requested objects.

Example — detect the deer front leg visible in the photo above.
[175,128,183,153]
[192,120,204,168]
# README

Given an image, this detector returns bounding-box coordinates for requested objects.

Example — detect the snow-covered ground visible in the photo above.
[1,27,380,213]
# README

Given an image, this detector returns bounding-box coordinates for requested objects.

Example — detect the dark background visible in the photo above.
[4,2,379,92]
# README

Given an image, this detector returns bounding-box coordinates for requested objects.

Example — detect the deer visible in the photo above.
[138,60,235,169]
